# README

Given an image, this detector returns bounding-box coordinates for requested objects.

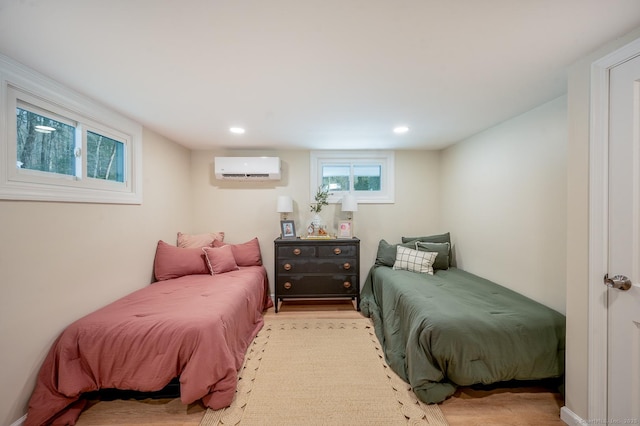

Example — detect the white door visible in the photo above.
[607,53,640,423]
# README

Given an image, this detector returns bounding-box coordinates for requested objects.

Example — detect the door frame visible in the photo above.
[588,37,640,422]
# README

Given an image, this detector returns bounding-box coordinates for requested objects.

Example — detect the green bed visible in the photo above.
[360,265,565,404]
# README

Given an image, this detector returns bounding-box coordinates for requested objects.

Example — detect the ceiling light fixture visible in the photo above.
[393,126,409,134]
[229,127,245,134]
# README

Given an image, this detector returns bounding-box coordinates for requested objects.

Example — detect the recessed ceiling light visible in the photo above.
[229,127,245,134]
[393,126,409,134]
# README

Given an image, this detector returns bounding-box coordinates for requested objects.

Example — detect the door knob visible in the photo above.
[604,274,632,291]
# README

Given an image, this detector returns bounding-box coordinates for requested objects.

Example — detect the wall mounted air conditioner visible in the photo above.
[214,156,281,181]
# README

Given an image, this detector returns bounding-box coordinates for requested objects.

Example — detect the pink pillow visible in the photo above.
[202,245,239,274]
[177,231,225,248]
[153,240,209,281]
[212,237,262,266]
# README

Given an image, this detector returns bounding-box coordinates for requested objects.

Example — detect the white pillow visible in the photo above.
[393,246,437,275]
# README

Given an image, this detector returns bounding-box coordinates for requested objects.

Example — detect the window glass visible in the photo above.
[1,56,143,204]
[321,165,350,191]
[353,165,381,191]
[87,131,125,183]
[16,106,76,176]
[310,151,394,204]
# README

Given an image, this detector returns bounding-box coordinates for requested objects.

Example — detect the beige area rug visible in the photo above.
[200,319,448,425]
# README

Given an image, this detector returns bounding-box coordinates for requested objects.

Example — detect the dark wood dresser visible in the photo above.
[273,237,360,313]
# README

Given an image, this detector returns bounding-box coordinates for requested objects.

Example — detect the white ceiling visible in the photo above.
[1,1,640,151]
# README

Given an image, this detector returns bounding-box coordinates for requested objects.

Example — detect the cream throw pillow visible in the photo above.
[393,246,437,275]
[177,232,225,248]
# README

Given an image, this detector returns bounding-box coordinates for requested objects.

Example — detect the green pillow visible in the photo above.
[375,239,413,267]
[401,232,450,245]
[401,232,451,265]
[414,241,450,270]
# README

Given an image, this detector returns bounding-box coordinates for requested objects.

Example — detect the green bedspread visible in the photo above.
[360,266,565,404]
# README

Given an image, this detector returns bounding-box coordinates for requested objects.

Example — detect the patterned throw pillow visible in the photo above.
[392,246,437,275]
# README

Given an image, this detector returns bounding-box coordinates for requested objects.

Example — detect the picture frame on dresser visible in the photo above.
[280,220,296,239]
[338,220,352,238]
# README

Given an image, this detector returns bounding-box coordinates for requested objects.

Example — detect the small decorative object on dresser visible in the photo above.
[307,185,331,236]
[274,237,360,312]
[338,220,352,238]
[280,220,296,239]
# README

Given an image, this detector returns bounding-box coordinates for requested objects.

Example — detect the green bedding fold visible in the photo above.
[360,266,565,404]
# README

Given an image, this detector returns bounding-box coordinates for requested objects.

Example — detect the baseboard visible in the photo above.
[560,406,585,426]
[9,414,26,426]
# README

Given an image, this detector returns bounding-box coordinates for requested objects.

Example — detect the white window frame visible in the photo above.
[0,54,142,204]
[310,150,395,204]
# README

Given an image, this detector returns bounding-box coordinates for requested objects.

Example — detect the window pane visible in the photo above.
[16,107,76,176]
[87,131,125,183]
[354,164,381,191]
[321,165,350,191]
[310,151,394,204]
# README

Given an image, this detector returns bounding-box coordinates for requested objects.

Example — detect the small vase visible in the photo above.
[311,213,322,228]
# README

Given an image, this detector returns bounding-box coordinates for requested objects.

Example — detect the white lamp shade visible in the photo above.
[276,195,293,213]
[341,194,358,212]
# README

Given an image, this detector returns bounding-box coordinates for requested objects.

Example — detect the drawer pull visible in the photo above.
[333,247,342,255]
[343,262,351,270]
[293,248,301,255]
[343,281,351,289]
[284,263,292,271]
[284,282,292,290]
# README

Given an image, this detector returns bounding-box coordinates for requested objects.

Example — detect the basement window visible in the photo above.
[0,55,142,204]
[310,150,395,204]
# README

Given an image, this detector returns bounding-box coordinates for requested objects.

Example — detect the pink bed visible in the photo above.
[25,264,272,426]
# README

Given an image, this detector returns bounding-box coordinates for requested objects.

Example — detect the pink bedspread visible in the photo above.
[26,266,273,426]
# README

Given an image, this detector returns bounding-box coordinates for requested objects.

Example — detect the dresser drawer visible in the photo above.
[276,274,358,296]
[317,245,357,258]
[277,258,357,274]
[277,245,316,258]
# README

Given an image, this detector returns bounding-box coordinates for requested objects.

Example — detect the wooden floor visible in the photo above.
[76,300,564,425]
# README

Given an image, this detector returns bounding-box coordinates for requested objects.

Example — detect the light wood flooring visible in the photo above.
[76,300,564,425]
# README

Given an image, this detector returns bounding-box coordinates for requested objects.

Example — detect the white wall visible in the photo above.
[440,96,567,314]
[189,149,443,295]
[0,128,192,426]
